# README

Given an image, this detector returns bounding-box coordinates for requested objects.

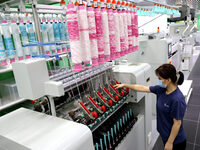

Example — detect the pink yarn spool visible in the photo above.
[118,10,125,56]
[123,10,128,55]
[78,5,92,69]
[66,4,82,72]
[131,11,136,52]
[113,9,121,58]
[127,11,133,53]
[87,6,99,67]
[135,12,139,51]
[95,8,105,64]
[135,11,138,26]
[101,8,110,62]
[107,9,116,60]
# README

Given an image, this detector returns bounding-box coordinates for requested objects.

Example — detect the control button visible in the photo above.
[115,95,119,101]
[120,91,125,96]
[92,111,98,118]
[108,100,113,106]
[101,105,106,112]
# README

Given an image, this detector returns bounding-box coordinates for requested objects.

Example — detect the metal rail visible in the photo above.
[32,4,44,54]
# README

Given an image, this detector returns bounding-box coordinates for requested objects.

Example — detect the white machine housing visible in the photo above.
[113,63,152,150]
[127,39,169,65]
[113,63,151,103]
[0,108,94,150]
[12,58,64,99]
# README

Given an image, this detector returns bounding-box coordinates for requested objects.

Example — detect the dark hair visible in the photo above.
[155,64,184,85]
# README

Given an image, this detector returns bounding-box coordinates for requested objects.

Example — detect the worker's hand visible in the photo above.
[164,142,173,150]
[114,84,125,89]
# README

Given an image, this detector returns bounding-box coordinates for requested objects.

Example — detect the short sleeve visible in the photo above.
[149,85,163,95]
[170,98,186,120]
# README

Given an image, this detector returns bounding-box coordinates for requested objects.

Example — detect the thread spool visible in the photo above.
[19,19,31,59]
[11,20,24,60]
[134,12,139,51]
[26,14,38,56]
[1,20,15,63]
[123,10,128,55]
[63,19,71,52]
[132,11,138,52]
[87,6,99,67]
[94,7,105,64]
[0,33,7,66]
[78,5,92,69]
[101,8,110,62]
[66,4,82,72]
[59,21,67,53]
[47,21,57,54]
[107,8,116,60]
[131,11,135,52]
[53,21,62,54]
[113,9,120,58]
[58,14,67,53]
[127,10,132,53]
[41,20,50,55]
[118,10,125,56]
[27,22,39,56]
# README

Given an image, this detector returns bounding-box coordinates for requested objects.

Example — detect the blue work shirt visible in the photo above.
[150,85,186,144]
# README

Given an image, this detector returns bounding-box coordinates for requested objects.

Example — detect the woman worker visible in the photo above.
[114,64,187,150]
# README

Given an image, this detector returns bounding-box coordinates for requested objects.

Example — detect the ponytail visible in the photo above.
[176,71,184,85]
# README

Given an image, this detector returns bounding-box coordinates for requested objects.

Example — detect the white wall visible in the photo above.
[138,15,169,34]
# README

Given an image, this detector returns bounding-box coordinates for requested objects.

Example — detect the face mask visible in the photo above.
[158,80,167,88]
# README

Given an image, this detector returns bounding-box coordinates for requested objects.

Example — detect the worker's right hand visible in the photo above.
[114,84,125,89]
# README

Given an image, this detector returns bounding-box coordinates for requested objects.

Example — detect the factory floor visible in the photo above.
[153,52,200,150]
